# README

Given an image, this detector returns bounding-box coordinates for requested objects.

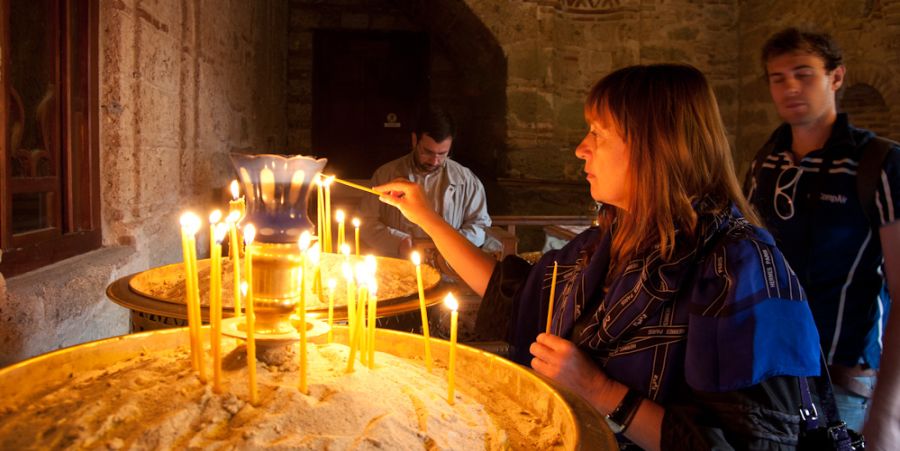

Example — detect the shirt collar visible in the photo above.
[772,113,856,155]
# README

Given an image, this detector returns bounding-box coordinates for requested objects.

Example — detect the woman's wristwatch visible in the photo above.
[605,388,644,434]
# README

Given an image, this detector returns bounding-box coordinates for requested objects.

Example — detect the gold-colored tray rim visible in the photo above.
[108,268,452,322]
[129,254,440,307]
[0,327,616,450]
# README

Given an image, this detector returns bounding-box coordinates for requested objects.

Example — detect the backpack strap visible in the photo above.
[856,136,898,229]
[744,131,780,196]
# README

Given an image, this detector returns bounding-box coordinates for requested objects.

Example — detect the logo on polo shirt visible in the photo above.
[820,193,848,204]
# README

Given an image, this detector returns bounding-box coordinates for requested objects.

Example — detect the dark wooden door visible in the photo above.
[312,30,428,179]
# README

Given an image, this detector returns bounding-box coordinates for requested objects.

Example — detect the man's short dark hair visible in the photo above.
[761,27,843,73]
[414,107,456,142]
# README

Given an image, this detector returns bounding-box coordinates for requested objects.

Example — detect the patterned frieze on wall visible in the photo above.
[736,0,900,175]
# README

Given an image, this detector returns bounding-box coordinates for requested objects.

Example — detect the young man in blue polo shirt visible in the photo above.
[745,28,900,448]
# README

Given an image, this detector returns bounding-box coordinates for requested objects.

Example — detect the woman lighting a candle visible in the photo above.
[374,64,821,450]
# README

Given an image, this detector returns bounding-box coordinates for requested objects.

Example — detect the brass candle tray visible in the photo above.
[0,326,616,450]
[116,253,443,322]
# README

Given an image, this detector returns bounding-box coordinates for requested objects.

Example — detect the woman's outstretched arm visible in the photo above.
[375,179,497,296]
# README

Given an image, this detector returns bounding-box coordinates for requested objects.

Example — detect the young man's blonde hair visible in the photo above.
[585,64,759,272]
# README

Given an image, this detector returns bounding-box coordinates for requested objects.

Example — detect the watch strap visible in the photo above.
[607,388,644,434]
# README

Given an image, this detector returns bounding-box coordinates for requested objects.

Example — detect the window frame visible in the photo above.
[0,0,101,277]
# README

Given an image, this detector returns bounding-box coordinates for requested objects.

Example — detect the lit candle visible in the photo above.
[226,211,242,319]
[316,178,324,250]
[298,232,312,394]
[367,281,378,369]
[229,179,246,218]
[336,209,345,250]
[546,261,558,335]
[179,213,202,373]
[352,217,361,256]
[210,220,227,393]
[326,278,337,343]
[243,224,259,406]
[310,242,322,296]
[446,293,459,405]
[346,280,365,373]
[354,265,368,367]
[411,251,433,370]
[341,243,351,264]
[342,262,356,347]
[324,176,334,253]
[363,256,377,368]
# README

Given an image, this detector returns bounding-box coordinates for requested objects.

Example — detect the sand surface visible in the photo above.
[0,340,564,450]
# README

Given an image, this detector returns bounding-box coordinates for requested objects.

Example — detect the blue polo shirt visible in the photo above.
[746,113,900,368]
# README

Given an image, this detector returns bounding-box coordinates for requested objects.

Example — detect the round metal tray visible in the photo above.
[0,326,616,450]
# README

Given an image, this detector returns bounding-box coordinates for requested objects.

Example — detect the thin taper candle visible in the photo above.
[180,213,206,383]
[180,213,201,372]
[356,283,368,366]
[546,261,558,335]
[343,263,356,347]
[226,211,242,319]
[210,221,227,393]
[243,225,259,406]
[336,210,345,250]
[325,175,382,196]
[316,179,324,251]
[446,293,459,405]
[367,283,378,368]
[298,232,312,394]
[411,252,433,370]
[324,176,333,253]
[326,279,337,343]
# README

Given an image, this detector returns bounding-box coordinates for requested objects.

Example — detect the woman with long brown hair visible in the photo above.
[376,64,820,449]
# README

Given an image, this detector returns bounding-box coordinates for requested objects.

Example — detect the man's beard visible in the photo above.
[413,159,441,174]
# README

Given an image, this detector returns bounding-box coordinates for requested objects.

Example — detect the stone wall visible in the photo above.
[0,0,288,366]
[286,0,506,181]
[736,0,900,175]
[465,0,740,216]
[287,0,740,217]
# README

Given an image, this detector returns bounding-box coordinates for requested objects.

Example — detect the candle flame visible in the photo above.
[240,281,248,296]
[368,281,378,297]
[444,293,459,311]
[214,223,228,243]
[341,244,350,256]
[299,231,312,251]
[342,262,353,280]
[355,262,371,284]
[336,210,345,222]
[325,175,335,186]
[352,217,360,227]
[411,251,421,266]
[244,224,256,245]
[230,180,240,199]
[180,212,201,235]
[226,210,240,223]
[308,244,321,264]
[327,278,337,291]
[209,209,222,224]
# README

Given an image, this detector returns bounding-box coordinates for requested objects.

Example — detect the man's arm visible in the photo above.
[864,220,900,450]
